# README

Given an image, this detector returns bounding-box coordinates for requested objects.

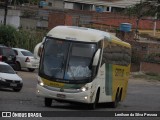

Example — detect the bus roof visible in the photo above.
[47,26,131,48]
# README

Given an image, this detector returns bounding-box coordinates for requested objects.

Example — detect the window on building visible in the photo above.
[106,7,111,12]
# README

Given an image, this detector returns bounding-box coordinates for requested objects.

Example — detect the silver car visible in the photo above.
[0,62,23,92]
[13,48,39,72]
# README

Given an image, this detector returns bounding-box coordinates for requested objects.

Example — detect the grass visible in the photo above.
[131,72,160,81]
[139,30,160,39]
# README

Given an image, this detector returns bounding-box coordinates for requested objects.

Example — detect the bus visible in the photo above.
[35,26,131,109]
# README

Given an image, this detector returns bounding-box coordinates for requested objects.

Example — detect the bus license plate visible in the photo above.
[57,94,65,98]
[10,83,17,87]
[32,65,37,67]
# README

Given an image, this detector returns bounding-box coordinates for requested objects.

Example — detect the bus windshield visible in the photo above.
[40,37,97,83]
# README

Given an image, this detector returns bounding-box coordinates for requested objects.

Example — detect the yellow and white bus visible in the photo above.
[35,26,131,109]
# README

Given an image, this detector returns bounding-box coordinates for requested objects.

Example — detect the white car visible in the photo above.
[13,48,39,72]
[0,62,23,92]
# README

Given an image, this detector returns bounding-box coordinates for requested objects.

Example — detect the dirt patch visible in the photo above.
[130,72,160,86]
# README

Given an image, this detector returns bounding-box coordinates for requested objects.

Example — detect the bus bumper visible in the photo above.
[36,84,92,103]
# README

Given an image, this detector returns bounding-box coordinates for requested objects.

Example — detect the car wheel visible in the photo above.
[28,68,35,72]
[16,62,21,71]
[45,98,52,107]
[13,88,22,92]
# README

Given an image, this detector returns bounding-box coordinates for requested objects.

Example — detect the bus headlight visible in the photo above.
[81,86,88,92]
[84,96,88,100]
[37,76,44,86]
[39,82,44,86]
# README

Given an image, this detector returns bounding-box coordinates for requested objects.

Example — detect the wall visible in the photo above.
[53,0,64,9]
[48,10,93,29]
[48,11,73,29]
[64,2,74,9]
[46,0,64,9]
[131,63,140,72]
[20,18,37,30]
[20,18,48,30]
[129,41,160,60]
[0,9,20,28]
[140,62,160,74]
[48,10,160,30]
[92,13,160,30]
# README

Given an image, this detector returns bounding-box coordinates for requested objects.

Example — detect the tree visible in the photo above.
[126,0,160,38]
[0,25,17,47]
[11,0,40,5]
[144,0,160,18]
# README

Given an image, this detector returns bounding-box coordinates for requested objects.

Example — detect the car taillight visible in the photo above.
[0,55,2,61]
[25,57,30,62]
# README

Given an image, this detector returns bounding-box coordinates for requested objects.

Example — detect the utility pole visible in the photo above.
[153,13,157,36]
[4,0,9,25]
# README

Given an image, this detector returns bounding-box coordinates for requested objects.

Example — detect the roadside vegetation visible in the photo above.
[126,0,160,38]
[139,31,160,40]
[0,25,46,51]
[131,72,160,81]
[0,25,17,47]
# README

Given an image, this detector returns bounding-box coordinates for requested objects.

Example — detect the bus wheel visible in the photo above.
[88,89,100,110]
[45,98,52,107]
[16,62,21,71]
[118,89,122,102]
[111,90,119,108]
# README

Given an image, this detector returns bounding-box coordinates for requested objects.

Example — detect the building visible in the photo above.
[46,0,64,9]
[0,9,20,28]
[130,40,160,60]
[64,0,143,12]
[40,0,142,12]
[20,9,49,30]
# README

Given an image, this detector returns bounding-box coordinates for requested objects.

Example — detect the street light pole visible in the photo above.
[153,13,157,36]
[4,0,9,25]
[153,1,160,36]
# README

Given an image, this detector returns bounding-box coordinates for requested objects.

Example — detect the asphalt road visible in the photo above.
[0,70,160,120]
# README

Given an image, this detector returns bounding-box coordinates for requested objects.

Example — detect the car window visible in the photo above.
[13,50,18,55]
[21,51,33,56]
[0,64,15,74]
[2,48,16,56]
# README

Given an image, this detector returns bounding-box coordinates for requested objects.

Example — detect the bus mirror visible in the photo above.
[34,42,43,59]
[92,49,101,66]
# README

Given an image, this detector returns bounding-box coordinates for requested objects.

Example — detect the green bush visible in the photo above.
[146,72,158,76]
[144,53,160,64]
[0,25,17,47]
[0,25,46,52]
[14,29,46,52]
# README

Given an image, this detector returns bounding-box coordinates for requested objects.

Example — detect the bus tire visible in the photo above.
[110,90,119,108]
[45,98,52,107]
[28,68,35,72]
[16,62,21,71]
[88,89,100,110]
[118,89,122,102]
